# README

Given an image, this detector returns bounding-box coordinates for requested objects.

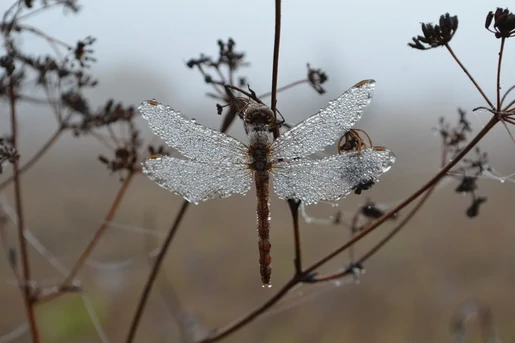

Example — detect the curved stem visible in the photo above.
[126,200,190,343]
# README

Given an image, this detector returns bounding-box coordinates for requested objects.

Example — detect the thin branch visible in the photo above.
[126,200,190,343]
[258,79,308,98]
[287,200,302,274]
[270,0,281,129]
[445,43,494,109]
[9,76,40,343]
[497,38,506,110]
[60,172,135,288]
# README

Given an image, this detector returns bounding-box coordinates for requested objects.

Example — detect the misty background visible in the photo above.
[1,0,515,342]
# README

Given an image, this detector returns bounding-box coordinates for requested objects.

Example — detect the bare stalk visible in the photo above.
[497,38,506,110]
[126,200,190,343]
[60,172,135,287]
[9,76,41,343]
[445,43,494,109]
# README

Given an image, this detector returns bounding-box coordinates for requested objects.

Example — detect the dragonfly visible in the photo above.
[138,79,395,287]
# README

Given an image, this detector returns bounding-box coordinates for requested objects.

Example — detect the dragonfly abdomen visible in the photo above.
[254,170,272,287]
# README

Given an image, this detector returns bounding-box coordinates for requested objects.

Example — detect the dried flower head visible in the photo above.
[0,55,15,75]
[306,63,328,94]
[409,13,458,50]
[486,8,515,38]
[0,137,19,174]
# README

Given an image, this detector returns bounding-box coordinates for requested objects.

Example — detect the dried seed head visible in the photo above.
[307,63,328,94]
[409,13,458,50]
[486,8,515,38]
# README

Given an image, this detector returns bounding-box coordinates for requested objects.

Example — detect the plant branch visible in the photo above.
[126,200,190,343]
[259,79,308,98]
[60,172,135,287]
[9,76,41,343]
[270,0,281,125]
[445,43,494,109]
[287,200,302,274]
[497,38,505,110]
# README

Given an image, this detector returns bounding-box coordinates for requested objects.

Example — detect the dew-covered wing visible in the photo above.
[143,155,252,204]
[139,100,249,164]
[270,80,376,161]
[272,148,395,205]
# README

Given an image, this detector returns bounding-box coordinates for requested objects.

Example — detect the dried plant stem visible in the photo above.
[270,0,281,120]
[0,127,64,191]
[287,200,302,274]
[445,43,494,109]
[9,78,41,343]
[60,172,135,287]
[497,37,506,110]
[200,115,498,343]
[259,79,308,98]
[126,200,190,343]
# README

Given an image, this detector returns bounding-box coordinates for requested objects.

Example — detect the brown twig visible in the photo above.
[287,200,302,274]
[126,200,190,343]
[60,172,135,287]
[497,37,506,110]
[445,43,494,109]
[9,75,41,343]
[259,79,308,98]
[270,0,281,128]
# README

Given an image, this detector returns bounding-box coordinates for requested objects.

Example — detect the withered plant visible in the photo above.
[0,1,514,343]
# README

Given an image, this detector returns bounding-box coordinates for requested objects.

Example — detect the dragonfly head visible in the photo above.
[243,104,275,128]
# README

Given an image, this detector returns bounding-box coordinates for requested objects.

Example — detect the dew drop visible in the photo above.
[333,280,341,287]
[191,118,197,123]
[500,178,505,184]
[262,283,272,288]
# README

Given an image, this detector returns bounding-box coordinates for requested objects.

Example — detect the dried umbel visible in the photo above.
[486,8,515,38]
[409,13,458,50]
[0,137,18,173]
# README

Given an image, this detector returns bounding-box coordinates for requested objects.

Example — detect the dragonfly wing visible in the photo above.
[270,80,375,160]
[143,156,252,204]
[272,148,395,205]
[139,100,249,164]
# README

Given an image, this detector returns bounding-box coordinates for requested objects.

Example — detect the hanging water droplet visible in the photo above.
[191,118,197,123]
[333,280,341,287]
[500,178,506,184]
[262,283,272,288]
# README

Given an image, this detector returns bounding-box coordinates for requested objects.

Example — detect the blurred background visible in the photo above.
[1,0,515,342]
